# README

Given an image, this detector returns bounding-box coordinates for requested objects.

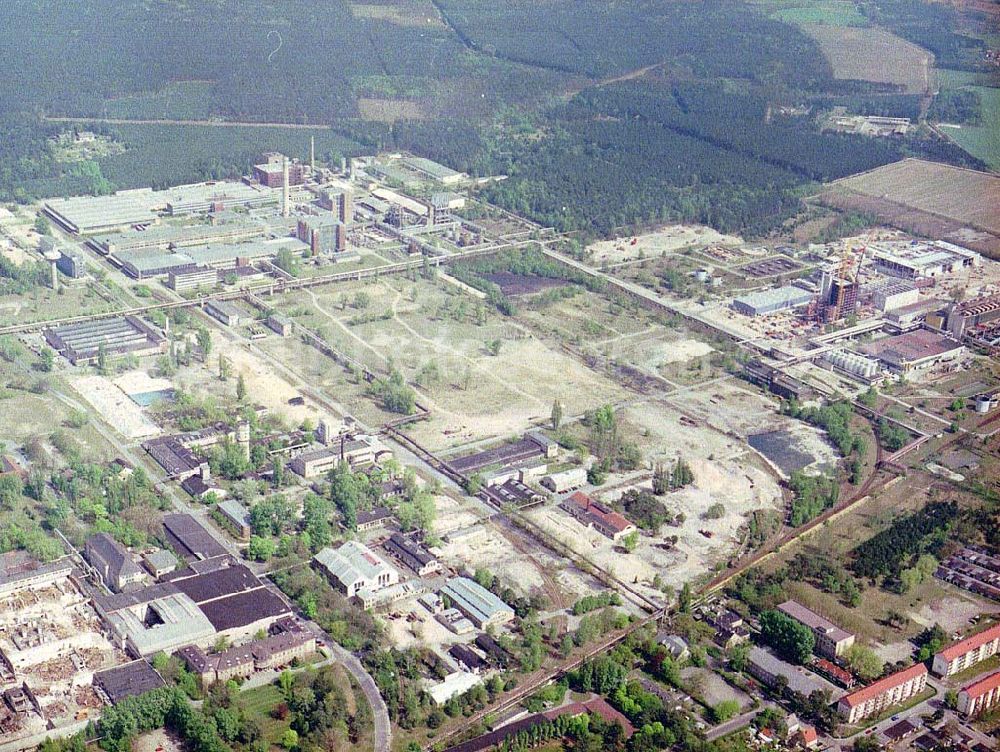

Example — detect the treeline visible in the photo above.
[0,114,117,202]
[783,399,865,457]
[100,686,225,752]
[572,592,622,615]
[812,93,923,120]
[851,501,958,582]
[862,0,987,72]
[929,89,983,125]
[481,109,804,236]
[437,0,833,89]
[576,81,904,182]
[788,471,839,527]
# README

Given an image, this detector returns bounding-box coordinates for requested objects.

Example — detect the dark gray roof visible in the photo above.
[86,533,145,587]
[94,661,165,703]
[162,513,228,560]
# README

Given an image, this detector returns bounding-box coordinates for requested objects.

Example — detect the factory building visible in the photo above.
[837,664,928,724]
[864,280,920,312]
[56,248,87,279]
[177,629,315,685]
[0,551,73,598]
[776,600,856,659]
[90,220,267,257]
[439,577,515,629]
[167,265,219,292]
[43,315,166,365]
[162,513,229,561]
[93,661,167,704]
[253,153,306,188]
[313,542,400,609]
[204,300,242,327]
[540,467,587,493]
[84,533,148,593]
[44,190,158,234]
[161,181,278,216]
[400,156,466,185]
[290,436,383,478]
[732,285,814,317]
[384,533,441,576]
[947,294,1000,339]
[114,237,307,280]
[45,180,280,235]
[861,330,964,374]
[560,491,637,542]
[266,314,294,337]
[96,586,217,657]
[296,215,346,255]
[96,555,292,657]
[871,240,980,280]
[215,499,251,540]
[823,349,880,381]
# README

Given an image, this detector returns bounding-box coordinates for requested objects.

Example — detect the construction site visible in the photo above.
[0,554,123,745]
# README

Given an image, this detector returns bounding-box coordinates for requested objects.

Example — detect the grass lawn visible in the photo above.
[944,86,1000,170]
[237,684,290,747]
[948,653,1000,685]
[751,0,866,26]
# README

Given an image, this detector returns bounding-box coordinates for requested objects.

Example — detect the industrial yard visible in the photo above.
[0,141,998,752]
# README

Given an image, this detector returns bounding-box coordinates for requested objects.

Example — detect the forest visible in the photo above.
[0,0,992,239]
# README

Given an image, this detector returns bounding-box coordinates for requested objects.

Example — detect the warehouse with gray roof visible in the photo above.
[440,577,514,629]
[44,315,166,365]
[732,285,815,317]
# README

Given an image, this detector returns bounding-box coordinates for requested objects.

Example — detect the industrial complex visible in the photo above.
[0,138,998,752]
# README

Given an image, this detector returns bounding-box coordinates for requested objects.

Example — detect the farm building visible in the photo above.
[541,467,587,493]
[559,491,636,541]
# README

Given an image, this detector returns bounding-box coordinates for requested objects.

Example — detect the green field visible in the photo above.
[751,0,866,26]
[237,684,290,747]
[944,86,1000,171]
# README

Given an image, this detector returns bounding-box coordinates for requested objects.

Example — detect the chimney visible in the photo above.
[310,136,315,172]
[282,157,290,217]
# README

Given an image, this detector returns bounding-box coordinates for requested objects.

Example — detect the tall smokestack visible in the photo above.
[310,136,315,172]
[282,156,290,217]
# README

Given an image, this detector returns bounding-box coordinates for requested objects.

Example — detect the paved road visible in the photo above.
[705,708,759,742]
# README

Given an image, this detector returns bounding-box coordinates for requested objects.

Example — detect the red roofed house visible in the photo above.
[932,623,1000,677]
[958,670,1000,717]
[792,725,819,749]
[837,664,928,724]
[560,491,636,542]
[545,696,635,737]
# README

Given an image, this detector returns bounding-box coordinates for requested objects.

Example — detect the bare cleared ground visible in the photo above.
[71,374,161,439]
[265,278,630,451]
[828,159,1000,237]
[587,225,743,265]
[348,1,444,27]
[523,392,789,598]
[357,99,427,122]
[803,25,933,93]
